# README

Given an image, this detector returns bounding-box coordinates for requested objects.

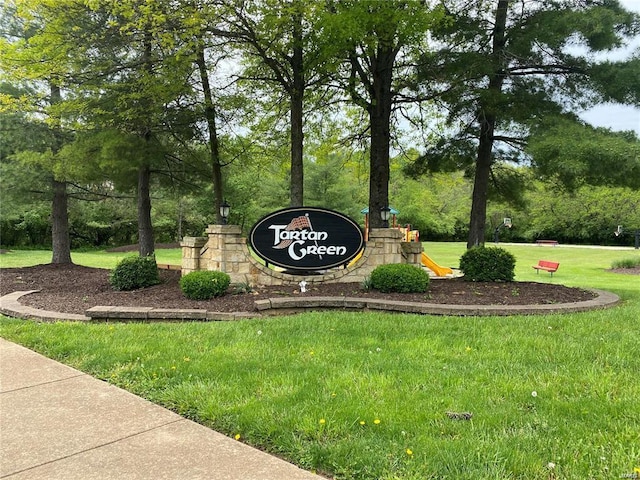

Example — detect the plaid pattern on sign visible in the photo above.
[273,215,311,249]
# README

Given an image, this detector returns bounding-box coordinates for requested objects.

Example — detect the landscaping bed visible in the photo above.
[1,263,599,315]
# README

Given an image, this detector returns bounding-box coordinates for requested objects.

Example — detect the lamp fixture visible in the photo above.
[220,200,230,225]
[380,206,391,228]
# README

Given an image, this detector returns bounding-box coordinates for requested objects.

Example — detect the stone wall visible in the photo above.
[181,225,422,286]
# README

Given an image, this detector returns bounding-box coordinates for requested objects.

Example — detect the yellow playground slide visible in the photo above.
[421,252,453,277]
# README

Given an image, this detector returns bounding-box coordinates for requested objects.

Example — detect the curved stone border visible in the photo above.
[0,291,90,322]
[85,305,256,322]
[254,288,620,316]
[0,288,620,322]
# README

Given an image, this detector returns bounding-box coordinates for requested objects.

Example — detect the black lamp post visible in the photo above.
[380,206,391,228]
[220,200,230,225]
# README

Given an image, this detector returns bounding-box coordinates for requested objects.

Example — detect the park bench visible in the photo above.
[535,239,558,246]
[532,260,560,276]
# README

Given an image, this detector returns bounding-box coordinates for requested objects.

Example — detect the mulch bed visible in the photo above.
[0,264,606,316]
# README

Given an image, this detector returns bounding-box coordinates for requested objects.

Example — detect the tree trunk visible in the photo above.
[51,179,72,264]
[137,30,156,257]
[49,82,72,264]
[368,112,391,229]
[289,5,304,207]
[137,163,155,257]
[196,46,224,222]
[467,116,495,248]
[467,0,508,248]
[367,45,395,228]
[177,197,183,241]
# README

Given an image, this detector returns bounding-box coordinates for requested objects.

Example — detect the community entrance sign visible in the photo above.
[249,207,364,271]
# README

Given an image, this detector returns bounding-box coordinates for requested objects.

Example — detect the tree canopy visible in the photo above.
[1,0,639,252]
[408,0,639,247]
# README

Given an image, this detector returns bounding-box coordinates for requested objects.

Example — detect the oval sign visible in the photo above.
[249,207,365,271]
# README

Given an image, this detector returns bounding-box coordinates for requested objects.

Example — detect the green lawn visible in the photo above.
[0,247,182,269]
[1,243,639,479]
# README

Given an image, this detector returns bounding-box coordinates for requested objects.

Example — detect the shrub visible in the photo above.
[459,246,516,282]
[109,255,160,291]
[611,256,640,269]
[369,263,430,293]
[179,270,231,300]
[228,282,253,295]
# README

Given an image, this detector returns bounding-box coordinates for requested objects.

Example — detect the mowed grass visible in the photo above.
[0,247,181,269]
[1,243,639,479]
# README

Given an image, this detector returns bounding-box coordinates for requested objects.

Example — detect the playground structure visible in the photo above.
[420,252,453,277]
[360,208,452,277]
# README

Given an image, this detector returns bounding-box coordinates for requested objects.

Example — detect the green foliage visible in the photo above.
[304,151,367,218]
[179,270,230,300]
[528,118,640,191]
[410,0,639,246]
[0,207,51,247]
[523,182,640,245]
[459,247,516,282]
[2,0,640,253]
[109,255,160,291]
[611,257,640,269]
[391,166,471,241]
[590,58,640,105]
[369,263,429,293]
[228,282,252,295]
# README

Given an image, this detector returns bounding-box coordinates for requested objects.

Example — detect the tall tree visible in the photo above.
[410,0,639,247]
[47,0,196,255]
[48,82,72,263]
[194,43,226,223]
[0,1,79,263]
[0,82,56,247]
[102,0,240,227]
[324,0,442,227]
[169,1,234,225]
[218,0,332,207]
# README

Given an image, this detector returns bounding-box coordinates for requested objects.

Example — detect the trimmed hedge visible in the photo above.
[459,246,516,282]
[179,270,231,300]
[369,263,430,293]
[109,255,160,291]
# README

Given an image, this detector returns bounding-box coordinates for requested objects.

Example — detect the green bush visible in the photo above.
[179,270,231,300]
[611,256,640,269]
[109,255,160,291]
[459,246,516,282]
[369,263,430,293]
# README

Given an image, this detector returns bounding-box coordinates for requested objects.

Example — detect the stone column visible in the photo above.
[366,228,404,266]
[204,225,243,273]
[401,242,423,266]
[180,237,207,275]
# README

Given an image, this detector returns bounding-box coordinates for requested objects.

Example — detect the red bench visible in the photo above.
[532,260,559,276]
[536,240,558,246]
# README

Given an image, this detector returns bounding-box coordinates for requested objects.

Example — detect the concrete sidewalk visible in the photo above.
[0,338,320,480]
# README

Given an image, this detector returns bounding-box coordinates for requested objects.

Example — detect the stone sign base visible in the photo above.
[181,226,423,287]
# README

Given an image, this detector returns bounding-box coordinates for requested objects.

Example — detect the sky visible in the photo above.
[578,0,640,135]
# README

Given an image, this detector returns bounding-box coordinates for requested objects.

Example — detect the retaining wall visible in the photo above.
[181,226,422,286]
